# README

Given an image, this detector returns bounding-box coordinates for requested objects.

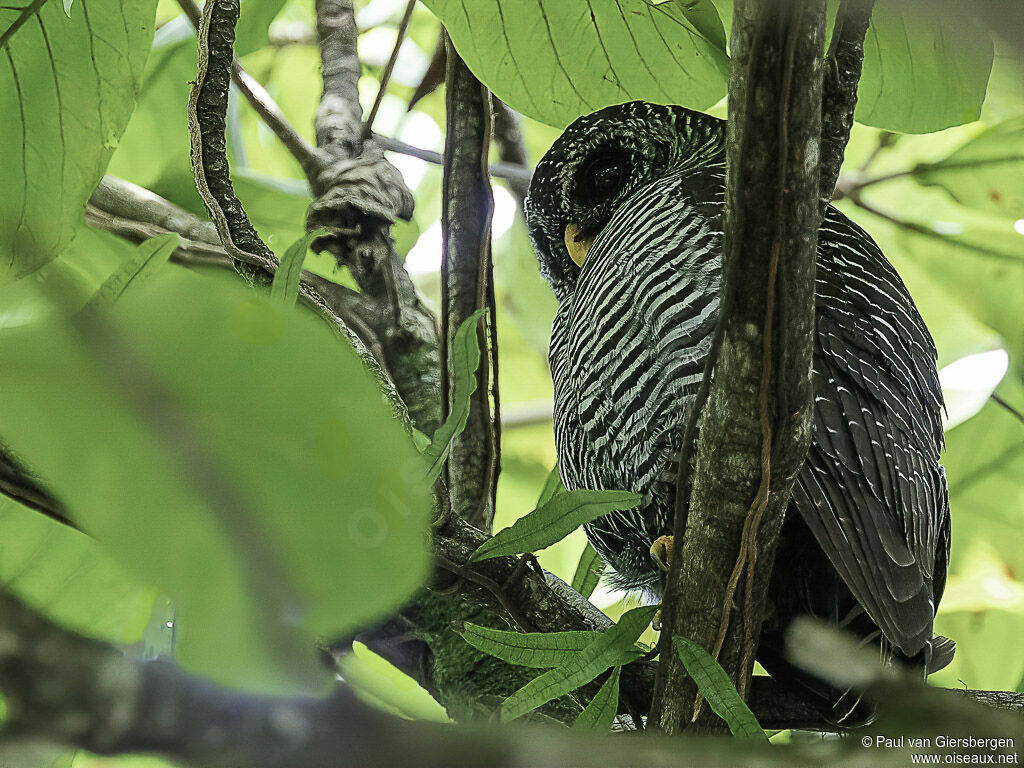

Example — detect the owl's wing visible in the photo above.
[791,207,950,657]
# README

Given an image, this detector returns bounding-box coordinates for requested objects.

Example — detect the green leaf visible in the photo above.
[470,489,641,562]
[0,269,433,695]
[0,497,156,644]
[422,309,488,481]
[0,0,158,284]
[536,464,565,507]
[672,636,768,741]
[457,622,642,668]
[499,605,657,722]
[270,228,328,306]
[572,666,621,732]
[420,0,729,128]
[915,117,1024,217]
[856,2,993,133]
[571,543,605,599]
[234,0,289,56]
[891,221,1024,357]
[90,234,179,307]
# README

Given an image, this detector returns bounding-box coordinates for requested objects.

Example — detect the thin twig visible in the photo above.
[839,155,1024,197]
[845,194,1021,263]
[362,0,416,137]
[374,133,533,184]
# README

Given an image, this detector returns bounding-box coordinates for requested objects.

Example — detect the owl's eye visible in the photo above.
[578,152,626,203]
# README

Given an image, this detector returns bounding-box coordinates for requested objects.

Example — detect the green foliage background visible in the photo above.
[0,0,1022,762]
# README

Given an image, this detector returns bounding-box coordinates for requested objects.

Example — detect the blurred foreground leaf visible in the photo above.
[0,269,432,694]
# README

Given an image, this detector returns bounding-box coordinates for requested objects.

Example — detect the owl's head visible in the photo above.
[524,101,726,301]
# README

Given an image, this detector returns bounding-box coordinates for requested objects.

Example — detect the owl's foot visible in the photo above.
[650,535,674,572]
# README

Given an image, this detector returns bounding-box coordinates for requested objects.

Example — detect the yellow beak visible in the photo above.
[564,223,596,267]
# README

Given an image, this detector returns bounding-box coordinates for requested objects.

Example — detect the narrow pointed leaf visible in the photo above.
[536,464,565,507]
[270,228,329,306]
[499,605,657,722]
[470,489,641,562]
[672,636,768,741]
[572,666,621,732]
[571,543,604,599]
[422,309,487,481]
[91,233,178,307]
[456,623,608,668]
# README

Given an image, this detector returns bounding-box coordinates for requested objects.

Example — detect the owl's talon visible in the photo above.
[650,535,674,573]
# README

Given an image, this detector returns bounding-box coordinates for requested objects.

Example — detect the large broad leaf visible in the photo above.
[943,377,1024,578]
[916,117,1024,218]
[0,0,157,284]
[0,497,156,644]
[422,0,730,128]
[856,2,993,134]
[0,269,433,694]
[891,222,1024,357]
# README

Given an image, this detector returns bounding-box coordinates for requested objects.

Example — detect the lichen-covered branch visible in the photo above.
[652,0,826,735]
[440,42,500,531]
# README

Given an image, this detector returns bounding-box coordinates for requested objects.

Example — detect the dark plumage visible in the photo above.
[524,102,952,694]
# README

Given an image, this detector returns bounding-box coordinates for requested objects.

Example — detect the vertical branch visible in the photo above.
[311,0,442,434]
[651,0,826,735]
[440,38,500,532]
[819,0,874,208]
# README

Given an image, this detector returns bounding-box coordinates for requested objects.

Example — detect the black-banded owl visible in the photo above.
[524,102,953,697]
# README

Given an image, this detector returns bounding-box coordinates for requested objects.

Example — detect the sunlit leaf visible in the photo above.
[499,605,657,721]
[0,0,157,283]
[421,0,730,128]
[572,666,621,732]
[0,269,433,694]
[470,489,641,561]
[571,543,604,599]
[856,2,993,133]
[423,309,487,481]
[672,636,768,741]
